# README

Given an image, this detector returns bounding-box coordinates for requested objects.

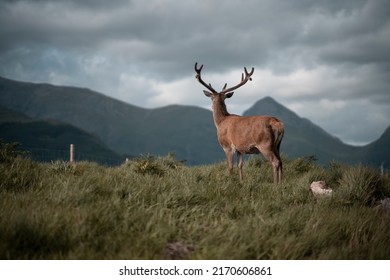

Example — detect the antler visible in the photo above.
[220,67,254,94]
[194,62,217,93]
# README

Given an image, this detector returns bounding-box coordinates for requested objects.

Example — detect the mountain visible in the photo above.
[356,126,390,168]
[0,76,389,167]
[0,105,122,165]
[0,104,31,123]
[0,76,222,165]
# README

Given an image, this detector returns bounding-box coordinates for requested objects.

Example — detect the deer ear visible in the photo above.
[225,92,234,98]
[203,90,213,97]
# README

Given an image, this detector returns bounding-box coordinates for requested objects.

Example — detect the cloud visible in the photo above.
[0,0,389,145]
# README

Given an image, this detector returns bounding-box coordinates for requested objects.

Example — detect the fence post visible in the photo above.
[70,144,75,164]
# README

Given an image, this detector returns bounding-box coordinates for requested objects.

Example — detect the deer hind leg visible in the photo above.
[275,148,282,184]
[274,132,283,184]
[270,152,282,185]
[257,146,282,184]
[271,152,282,185]
[237,152,244,181]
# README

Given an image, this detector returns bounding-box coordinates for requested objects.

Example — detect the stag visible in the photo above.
[195,63,284,184]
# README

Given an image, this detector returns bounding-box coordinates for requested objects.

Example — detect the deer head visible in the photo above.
[194,62,254,100]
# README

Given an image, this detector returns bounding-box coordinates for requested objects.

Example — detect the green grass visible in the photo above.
[1,143,390,259]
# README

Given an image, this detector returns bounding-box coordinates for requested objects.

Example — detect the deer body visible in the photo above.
[195,63,284,184]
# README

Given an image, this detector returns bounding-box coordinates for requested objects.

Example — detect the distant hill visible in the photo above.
[0,106,122,165]
[0,76,389,168]
[356,126,390,168]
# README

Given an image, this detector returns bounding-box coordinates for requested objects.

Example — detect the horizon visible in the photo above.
[0,74,387,147]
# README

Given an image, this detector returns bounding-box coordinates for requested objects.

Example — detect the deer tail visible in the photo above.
[273,120,285,151]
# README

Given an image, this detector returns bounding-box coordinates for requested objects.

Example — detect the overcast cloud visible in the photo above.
[0,0,389,145]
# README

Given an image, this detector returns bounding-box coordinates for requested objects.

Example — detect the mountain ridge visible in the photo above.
[0,75,389,167]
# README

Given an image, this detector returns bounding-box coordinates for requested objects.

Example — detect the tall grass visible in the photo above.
[0,144,389,259]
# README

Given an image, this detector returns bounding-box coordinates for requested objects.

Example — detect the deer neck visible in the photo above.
[212,98,230,126]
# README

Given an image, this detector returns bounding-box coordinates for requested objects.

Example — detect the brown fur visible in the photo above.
[195,63,284,184]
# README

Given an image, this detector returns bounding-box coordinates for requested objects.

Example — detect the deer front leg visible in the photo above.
[271,155,282,185]
[223,148,234,175]
[237,151,243,181]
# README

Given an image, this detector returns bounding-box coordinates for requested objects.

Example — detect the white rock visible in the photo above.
[375,198,390,212]
[310,181,333,198]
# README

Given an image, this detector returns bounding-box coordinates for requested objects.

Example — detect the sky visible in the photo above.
[0,0,389,146]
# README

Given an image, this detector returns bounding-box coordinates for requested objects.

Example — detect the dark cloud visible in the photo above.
[0,0,389,144]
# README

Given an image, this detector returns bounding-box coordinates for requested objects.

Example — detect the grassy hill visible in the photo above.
[1,143,389,259]
[0,105,31,123]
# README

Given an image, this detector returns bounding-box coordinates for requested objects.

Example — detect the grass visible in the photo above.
[0,142,390,259]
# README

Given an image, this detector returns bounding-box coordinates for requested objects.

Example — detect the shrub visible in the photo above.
[0,157,41,192]
[49,160,74,174]
[0,139,28,164]
[131,155,166,176]
[159,153,184,170]
[292,155,318,174]
[337,165,388,206]
[129,154,183,177]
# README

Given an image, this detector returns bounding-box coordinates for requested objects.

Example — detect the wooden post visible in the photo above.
[70,144,75,164]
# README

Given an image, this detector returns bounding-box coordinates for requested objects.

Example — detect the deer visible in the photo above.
[195,62,284,184]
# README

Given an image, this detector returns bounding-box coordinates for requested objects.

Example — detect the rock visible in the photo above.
[375,198,390,212]
[310,181,333,198]
[164,241,194,260]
